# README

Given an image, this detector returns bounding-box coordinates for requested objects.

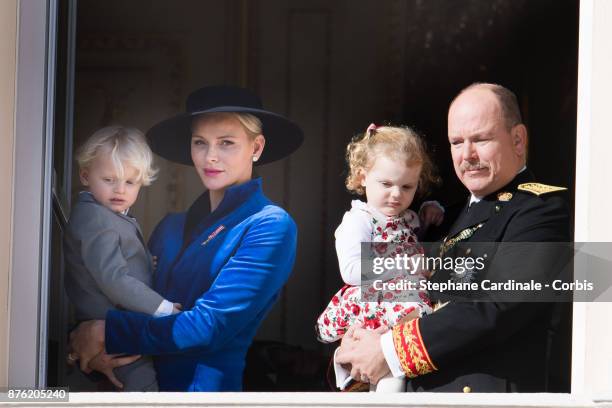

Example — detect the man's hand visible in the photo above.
[419,201,444,230]
[335,326,390,384]
[88,352,142,389]
[68,320,106,373]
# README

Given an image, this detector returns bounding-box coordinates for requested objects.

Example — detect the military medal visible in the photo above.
[451,261,477,284]
[440,223,484,256]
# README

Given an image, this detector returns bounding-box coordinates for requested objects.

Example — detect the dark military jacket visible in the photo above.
[397,170,571,393]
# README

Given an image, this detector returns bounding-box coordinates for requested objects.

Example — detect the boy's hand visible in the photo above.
[419,201,444,230]
[172,302,182,314]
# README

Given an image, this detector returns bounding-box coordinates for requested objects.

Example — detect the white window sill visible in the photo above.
[61,392,600,407]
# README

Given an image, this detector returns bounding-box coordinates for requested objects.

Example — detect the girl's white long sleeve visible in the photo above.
[334,209,372,286]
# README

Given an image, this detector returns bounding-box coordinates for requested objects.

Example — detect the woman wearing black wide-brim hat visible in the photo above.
[69,86,303,391]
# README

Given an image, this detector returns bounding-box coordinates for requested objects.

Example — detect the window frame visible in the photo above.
[8,0,611,405]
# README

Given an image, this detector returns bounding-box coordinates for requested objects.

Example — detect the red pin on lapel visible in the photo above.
[201,225,226,246]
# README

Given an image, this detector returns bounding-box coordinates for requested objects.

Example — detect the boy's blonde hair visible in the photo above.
[76,126,158,186]
[345,125,439,196]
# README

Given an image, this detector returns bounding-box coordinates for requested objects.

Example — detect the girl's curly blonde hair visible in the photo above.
[345,125,440,196]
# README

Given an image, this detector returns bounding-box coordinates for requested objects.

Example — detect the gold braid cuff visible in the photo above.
[392,318,437,378]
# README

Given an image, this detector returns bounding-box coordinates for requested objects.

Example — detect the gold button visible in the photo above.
[463,386,472,393]
[466,248,471,255]
[495,205,501,212]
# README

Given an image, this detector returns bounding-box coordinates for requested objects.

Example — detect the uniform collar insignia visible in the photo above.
[497,192,513,202]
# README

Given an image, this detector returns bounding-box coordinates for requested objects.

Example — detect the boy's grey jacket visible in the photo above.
[64,192,163,320]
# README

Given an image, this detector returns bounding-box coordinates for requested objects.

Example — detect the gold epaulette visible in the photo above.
[517,183,567,196]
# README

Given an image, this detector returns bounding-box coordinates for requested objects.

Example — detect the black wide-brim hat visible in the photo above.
[147,85,304,166]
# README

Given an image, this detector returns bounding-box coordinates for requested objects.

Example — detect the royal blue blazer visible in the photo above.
[105,178,297,391]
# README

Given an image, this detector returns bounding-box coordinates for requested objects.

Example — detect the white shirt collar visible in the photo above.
[468,194,482,206]
[469,165,527,206]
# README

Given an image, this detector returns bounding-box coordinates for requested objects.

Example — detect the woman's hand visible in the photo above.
[88,352,142,389]
[68,320,106,373]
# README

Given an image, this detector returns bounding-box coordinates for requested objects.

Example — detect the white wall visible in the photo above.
[0,0,18,388]
[572,0,612,396]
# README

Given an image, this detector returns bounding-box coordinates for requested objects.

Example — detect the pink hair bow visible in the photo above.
[366,123,378,137]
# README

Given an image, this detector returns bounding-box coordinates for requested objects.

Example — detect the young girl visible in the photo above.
[64,126,181,391]
[316,124,442,392]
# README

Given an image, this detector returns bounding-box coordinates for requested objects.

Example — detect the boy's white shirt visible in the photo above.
[154,299,175,317]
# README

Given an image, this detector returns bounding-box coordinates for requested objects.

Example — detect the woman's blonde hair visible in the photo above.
[76,126,158,186]
[345,125,439,196]
[192,112,263,139]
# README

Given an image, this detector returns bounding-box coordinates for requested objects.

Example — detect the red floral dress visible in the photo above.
[316,200,432,343]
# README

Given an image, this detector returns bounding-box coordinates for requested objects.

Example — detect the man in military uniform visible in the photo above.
[336,83,571,392]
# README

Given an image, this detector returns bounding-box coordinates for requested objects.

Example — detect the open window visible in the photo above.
[15,1,612,405]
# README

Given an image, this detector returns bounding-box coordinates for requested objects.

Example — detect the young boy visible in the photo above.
[64,126,179,391]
